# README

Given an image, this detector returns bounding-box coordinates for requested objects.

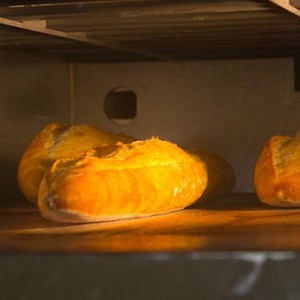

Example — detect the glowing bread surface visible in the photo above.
[38,138,208,223]
[18,123,132,203]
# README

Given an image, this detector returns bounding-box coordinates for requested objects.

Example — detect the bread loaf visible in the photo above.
[190,151,235,204]
[18,123,133,203]
[38,138,208,223]
[254,134,300,207]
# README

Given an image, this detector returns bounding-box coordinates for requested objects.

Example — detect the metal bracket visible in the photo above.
[269,0,300,16]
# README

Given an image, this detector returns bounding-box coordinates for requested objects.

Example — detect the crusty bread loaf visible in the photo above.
[190,151,235,204]
[38,138,208,223]
[18,123,133,203]
[254,134,300,207]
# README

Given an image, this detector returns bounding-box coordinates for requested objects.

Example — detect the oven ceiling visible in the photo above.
[0,0,299,62]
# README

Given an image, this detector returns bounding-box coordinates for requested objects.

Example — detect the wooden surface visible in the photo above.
[0,1,299,62]
[2,194,300,253]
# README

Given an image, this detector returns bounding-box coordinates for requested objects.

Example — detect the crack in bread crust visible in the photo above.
[272,135,300,181]
[272,136,292,180]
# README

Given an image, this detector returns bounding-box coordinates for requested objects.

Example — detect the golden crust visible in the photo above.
[254,135,300,207]
[38,138,208,223]
[18,123,133,203]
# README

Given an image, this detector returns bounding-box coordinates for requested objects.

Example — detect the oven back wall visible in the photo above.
[0,51,69,203]
[74,58,300,193]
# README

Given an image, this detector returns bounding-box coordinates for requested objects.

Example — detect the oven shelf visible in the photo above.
[0,1,300,62]
[1,193,300,253]
[3,193,300,299]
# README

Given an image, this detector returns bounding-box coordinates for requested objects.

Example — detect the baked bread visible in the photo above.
[18,123,133,203]
[190,151,235,204]
[254,134,300,207]
[38,138,208,223]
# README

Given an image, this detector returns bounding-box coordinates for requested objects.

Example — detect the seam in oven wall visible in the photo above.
[68,62,75,126]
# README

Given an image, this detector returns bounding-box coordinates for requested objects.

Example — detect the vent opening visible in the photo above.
[104,88,137,124]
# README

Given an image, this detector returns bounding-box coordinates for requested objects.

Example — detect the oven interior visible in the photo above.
[2,1,300,299]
